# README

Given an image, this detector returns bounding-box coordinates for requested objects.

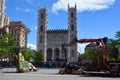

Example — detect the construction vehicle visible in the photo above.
[59,37,120,76]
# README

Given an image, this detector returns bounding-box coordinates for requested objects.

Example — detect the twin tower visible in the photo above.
[37,5,78,62]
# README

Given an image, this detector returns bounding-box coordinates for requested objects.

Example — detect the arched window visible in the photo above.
[54,48,60,61]
[47,48,52,61]
[71,24,74,31]
[40,25,43,31]
[71,12,74,18]
[41,13,43,19]
[40,35,43,43]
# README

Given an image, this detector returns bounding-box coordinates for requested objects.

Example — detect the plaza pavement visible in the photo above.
[0,68,120,80]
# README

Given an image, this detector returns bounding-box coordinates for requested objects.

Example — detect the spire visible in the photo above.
[75,3,77,11]
[38,0,40,9]
[68,4,69,9]
[75,3,76,9]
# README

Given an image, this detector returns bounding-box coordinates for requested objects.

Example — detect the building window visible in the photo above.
[54,48,60,61]
[40,50,42,53]
[47,48,53,61]
[40,35,43,43]
[41,13,43,19]
[71,12,74,18]
[40,25,43,31]
[71,24,74,31]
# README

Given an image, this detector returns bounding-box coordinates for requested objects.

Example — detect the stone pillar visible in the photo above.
[67,47,71,62]
[52,50,54,61]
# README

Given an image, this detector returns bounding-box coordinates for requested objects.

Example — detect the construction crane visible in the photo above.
[60,37,120,76]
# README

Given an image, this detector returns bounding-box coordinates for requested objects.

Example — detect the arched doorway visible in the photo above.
[54,48,60,61]
[47,48,52,61]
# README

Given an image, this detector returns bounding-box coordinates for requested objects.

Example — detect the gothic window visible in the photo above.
[71,24,74,31]
[71,20,73,23]
[47,48,52,61]
[40,25,43,31]
[41,13,43,19]
[40,35,43,43]
[71,12,74,18]
[54,48,60,61]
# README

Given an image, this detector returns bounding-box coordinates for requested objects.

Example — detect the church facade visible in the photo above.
[37,5,78,62]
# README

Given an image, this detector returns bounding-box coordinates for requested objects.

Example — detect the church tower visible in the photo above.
[37,7,48,62]
[68,4,78,62]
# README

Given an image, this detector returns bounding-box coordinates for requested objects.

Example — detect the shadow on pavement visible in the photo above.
[3,71,17,73]
[79,72,120,78]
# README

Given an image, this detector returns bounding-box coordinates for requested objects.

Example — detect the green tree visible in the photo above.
[33,50,43,62]
[21,48,34,61]
[21,48,43,62]
[0,32,15,59]
[115,31,120,40]
[108,39,118,60]
[0,32,16,67]
[107,31,120,60]
[85,50,94,61]
[6,33,16,60]
[0,35,7,58]
[82,45,103,62]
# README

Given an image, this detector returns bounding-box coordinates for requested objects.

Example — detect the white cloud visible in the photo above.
[77,43,88,53]
[24,8,34,13]
[27,44,36,50]
[28,25,37,30]
[52,0,115,13]
[35,26,37,30]
[15,7,33,13]
[24,8,32,12]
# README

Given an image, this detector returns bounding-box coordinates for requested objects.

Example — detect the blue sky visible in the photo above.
[5,0,120,53]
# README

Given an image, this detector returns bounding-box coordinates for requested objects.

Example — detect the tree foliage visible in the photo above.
[82,49,103,62]
[21,48,43,62]
[33,50,44,62]
[21,48,34,61]
[0,32,15,59]
[108,39,118,60]
[115,31,120,40]
[85,50,94,61]
[0,31,44,63]
[107,31,120,60]
[0,33,7,57]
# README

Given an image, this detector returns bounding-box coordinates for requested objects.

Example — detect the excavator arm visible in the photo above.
[62,37,108,67]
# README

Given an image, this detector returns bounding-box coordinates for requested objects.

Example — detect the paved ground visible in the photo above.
[0,68,120,80]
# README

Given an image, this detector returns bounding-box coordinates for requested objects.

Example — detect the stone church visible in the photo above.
[37,5,78,62]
